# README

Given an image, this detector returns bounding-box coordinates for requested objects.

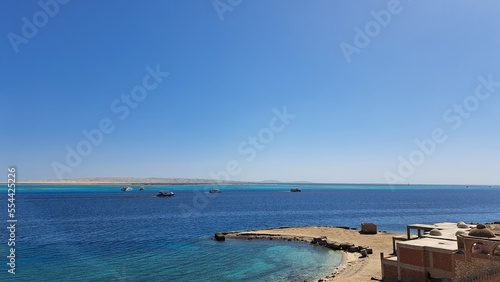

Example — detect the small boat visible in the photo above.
[290,188,302,192]
[209,189,221,193]
[121,186,133,192]
[139,186,145,191]
[156,191,175,197]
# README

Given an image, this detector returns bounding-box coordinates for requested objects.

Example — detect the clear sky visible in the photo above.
[1,0,500,185]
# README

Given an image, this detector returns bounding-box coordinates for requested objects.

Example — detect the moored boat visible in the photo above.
[290,188,302,192]
[121,186,133,192]
[209,189,221,193]
[157,191,175,197]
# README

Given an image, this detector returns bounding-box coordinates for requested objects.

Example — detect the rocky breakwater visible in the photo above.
[214,232,226,241]
[310,236,373,257]
[216,230,374,258]
[212,226,400,281]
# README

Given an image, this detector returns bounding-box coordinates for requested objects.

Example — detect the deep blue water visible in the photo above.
[1,184,500,281]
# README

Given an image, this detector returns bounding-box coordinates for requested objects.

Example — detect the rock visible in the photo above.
[325,240,338,249]
[214,233,225,241]
[340,242,354,250]
[312,237,328,246]
[360,249,368,257]
[348,246,359,253]
[332,242,341,250]
[358,245,369,251]
[315,238,326,246]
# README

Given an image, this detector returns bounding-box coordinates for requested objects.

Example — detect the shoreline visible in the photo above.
[218,226,401,281]
[2,178,496,187]
[9,182,238,186]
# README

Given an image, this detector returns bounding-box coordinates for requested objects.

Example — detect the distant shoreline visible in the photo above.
[1,177,497,187]
[5,182,498,188]
[2,177,238,185]
[7,183,234,186]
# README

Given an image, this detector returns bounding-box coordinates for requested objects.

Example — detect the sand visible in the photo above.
[223,226,402,281]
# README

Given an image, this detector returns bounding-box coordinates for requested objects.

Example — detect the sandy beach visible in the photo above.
[223,226,402,281]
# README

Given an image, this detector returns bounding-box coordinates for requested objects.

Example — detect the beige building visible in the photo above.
[381,222,500,282]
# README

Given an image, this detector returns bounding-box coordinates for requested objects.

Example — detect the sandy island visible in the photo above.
[220,226,402,281]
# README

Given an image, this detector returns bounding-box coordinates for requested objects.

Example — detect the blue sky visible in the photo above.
[1,0,500,184]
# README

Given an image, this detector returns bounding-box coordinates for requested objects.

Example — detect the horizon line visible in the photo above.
[3,176,499,187]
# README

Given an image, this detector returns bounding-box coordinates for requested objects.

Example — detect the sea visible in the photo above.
[1,184,500,281]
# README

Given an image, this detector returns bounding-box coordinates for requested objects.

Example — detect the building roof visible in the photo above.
[468,224,496,238]
[398,237,458,251]
[429,229,442,236]
[419,222,474,241]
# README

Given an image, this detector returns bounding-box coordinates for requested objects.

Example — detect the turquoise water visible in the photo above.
[1,184,499,281]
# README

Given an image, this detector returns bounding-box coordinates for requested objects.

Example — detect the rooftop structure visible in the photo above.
[381,222,500,282]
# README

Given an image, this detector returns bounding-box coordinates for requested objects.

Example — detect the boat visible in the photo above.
[156,191,175,197]
[121,186,133,192]
[208,189,221,193]
[139,186,145,191]
[290,188,302,192]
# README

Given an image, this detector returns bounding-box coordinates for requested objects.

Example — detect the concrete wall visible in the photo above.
[400,268,427,282]
[432,251,453,272]
[399,246,425,267]
[383,243,455,281]
[382,263,399,282]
